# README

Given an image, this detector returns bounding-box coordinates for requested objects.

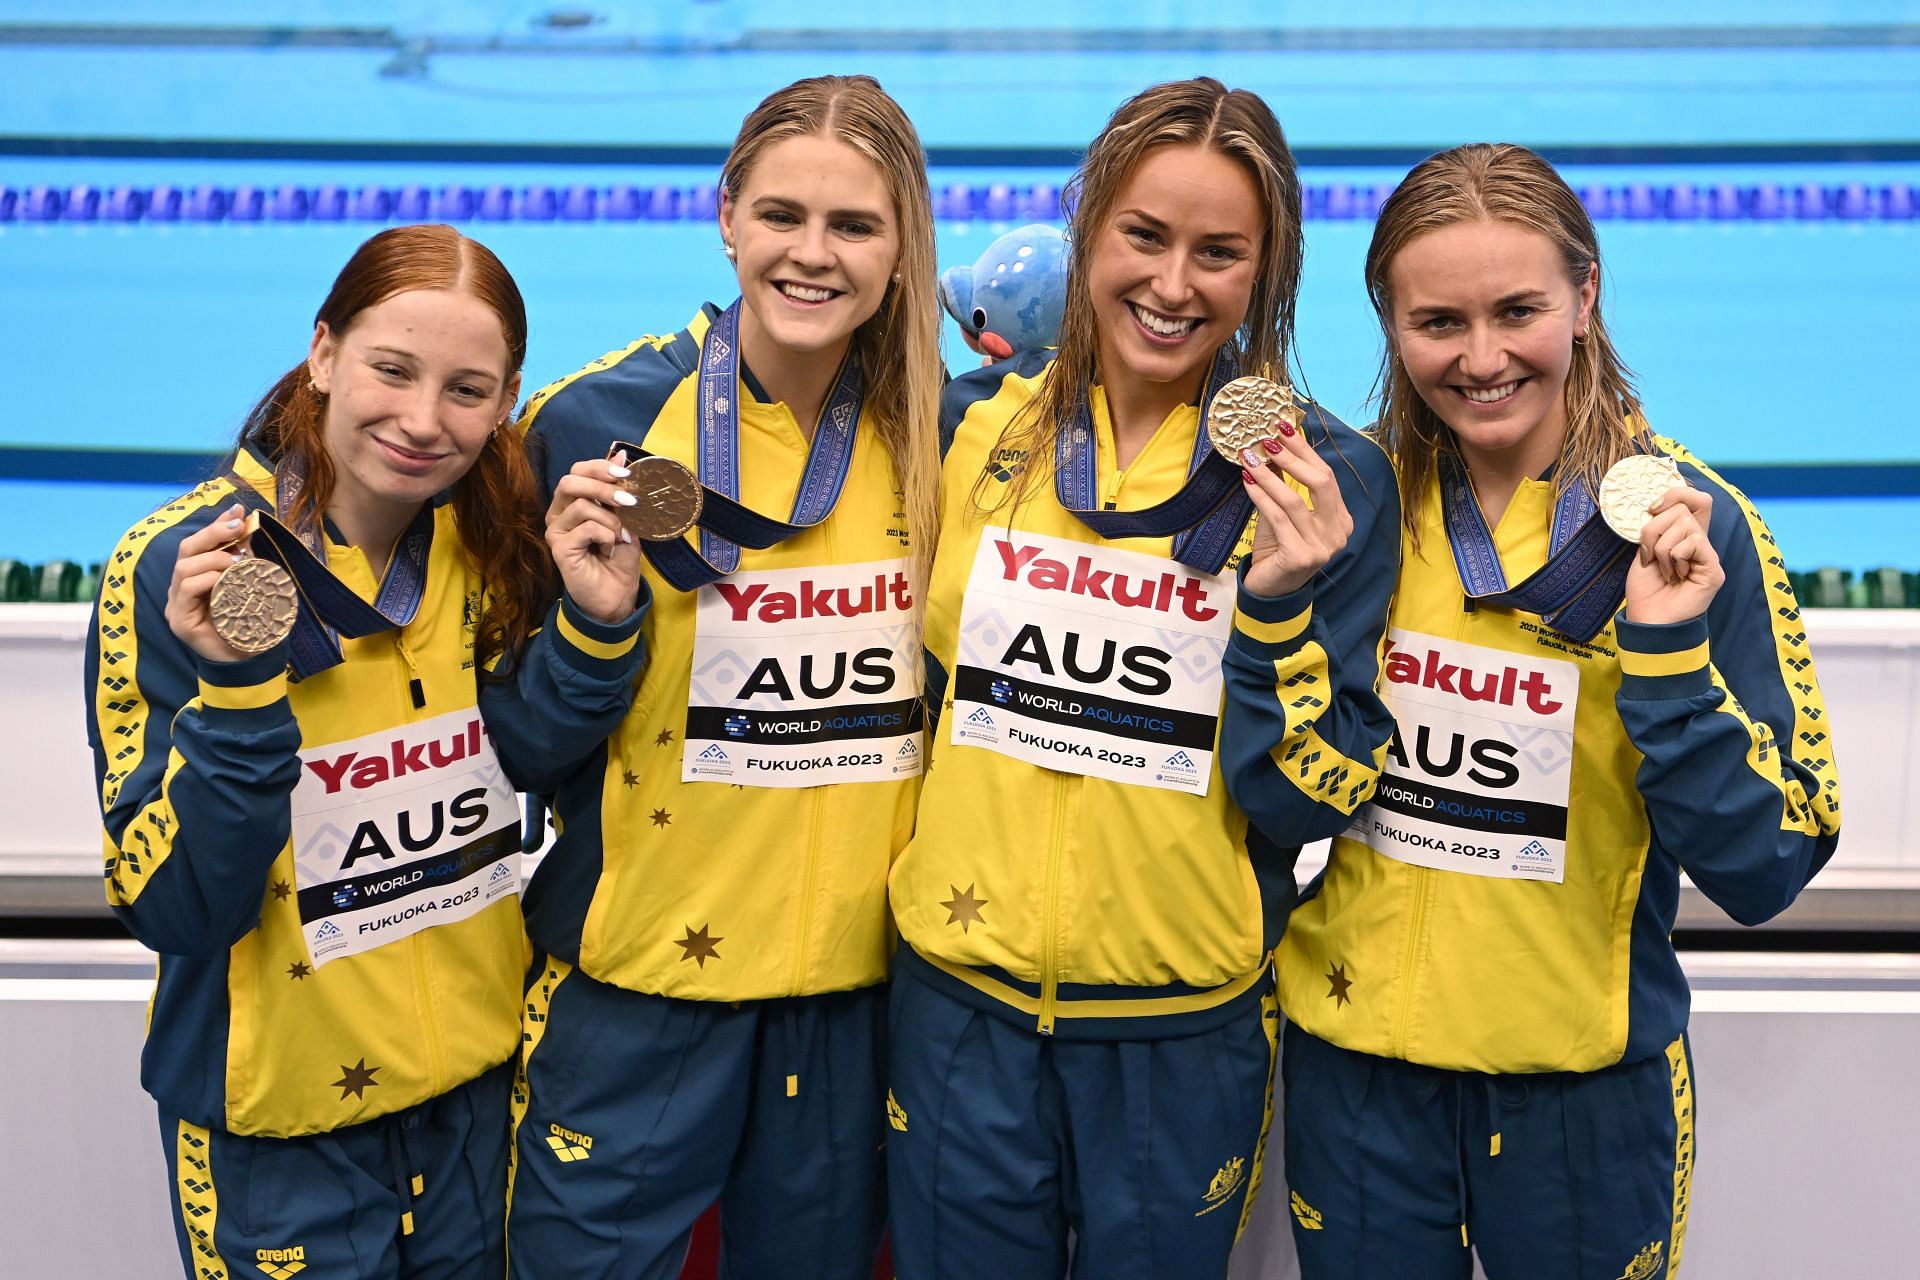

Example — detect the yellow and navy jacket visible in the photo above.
[514,307,921,1001]
[890,351,1398,1038]
[1267,434,1842,1074]
[85,447,640,1138]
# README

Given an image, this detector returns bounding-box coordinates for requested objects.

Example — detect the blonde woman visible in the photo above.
[887,78,1399,1279]
[1265,143,1841,1279]
[504,75,942,1279]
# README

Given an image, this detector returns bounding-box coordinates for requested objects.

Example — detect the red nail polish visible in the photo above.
[1242,470,1255,485]
[1280,421,1296,437]
[1263,438,1282,454]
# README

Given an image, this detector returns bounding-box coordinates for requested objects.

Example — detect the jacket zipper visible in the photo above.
[1389,866,1430,1059]
[790,790,824,997]
[789,506,831,997]
[395,633,447,1086]
[1036,773,1070,1034]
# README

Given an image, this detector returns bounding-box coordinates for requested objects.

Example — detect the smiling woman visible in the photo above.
[885,78,1401,1280]
[501,74,944,1280]
[82,223,651,1279]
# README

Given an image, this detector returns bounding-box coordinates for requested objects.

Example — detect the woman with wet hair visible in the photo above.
[1265,142,1840,1279]
[887,77,1399,1279]
[504,75,942,1279]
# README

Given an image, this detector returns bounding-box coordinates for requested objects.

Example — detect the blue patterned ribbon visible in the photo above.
[227,453,434,680]
[1053,347,1252,574]
[1439,453,1635,643]
[643,299,866,591]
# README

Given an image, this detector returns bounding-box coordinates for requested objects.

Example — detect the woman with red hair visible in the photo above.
[84,223,645,1278]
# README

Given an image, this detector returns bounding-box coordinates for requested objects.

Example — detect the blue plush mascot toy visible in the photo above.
[939,223,1069,360]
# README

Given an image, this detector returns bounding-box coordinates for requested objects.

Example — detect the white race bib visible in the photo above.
[292,709,520,967]
[1350,629,1577,881]
[683,558,924,787]
[950,531,1233,795]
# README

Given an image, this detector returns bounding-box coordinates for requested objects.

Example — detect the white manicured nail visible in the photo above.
[614,491,638,507]
[608,465,632,479]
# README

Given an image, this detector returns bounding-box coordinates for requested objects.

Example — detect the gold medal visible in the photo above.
[1206,375,1303,463]
[210,513,298,655]
[1598,455,1686,542]
[617,455,704,541]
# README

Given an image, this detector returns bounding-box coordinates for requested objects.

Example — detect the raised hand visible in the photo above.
[165,502,258,664]
[1623,485,1723,626]
[546,452,645,624]
[1239,418,1355,598]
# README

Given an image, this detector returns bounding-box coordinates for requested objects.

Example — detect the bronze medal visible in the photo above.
[1206,375,1303,463]
[617,455,704,541]
[210,556,298,655]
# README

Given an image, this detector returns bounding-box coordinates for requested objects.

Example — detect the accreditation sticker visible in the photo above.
[949,530,1234,795]
[290,709,520,967]
[1349,629,1577,881]
[683,557,924,787]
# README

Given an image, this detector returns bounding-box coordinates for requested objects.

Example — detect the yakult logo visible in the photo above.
[305,718,486,794]
[714,571,913,623]
[992,539,1220,623]
[1382,639,1565,716]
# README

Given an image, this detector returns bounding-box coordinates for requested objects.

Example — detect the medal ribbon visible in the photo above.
[642,299,866,592]
[1439,453,1633,643]
[226,453,434,680]
[1053,347,1251,575]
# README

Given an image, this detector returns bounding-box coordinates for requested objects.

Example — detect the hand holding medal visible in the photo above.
[1604,455,1724,625]
[1217,376,1355,597]
[164,503,298,663]
[544,447,650,623]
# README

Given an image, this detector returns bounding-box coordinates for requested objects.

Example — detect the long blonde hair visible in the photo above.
[1365,143,1645,537]
[976,76,1303,514]
[720,75,942,577]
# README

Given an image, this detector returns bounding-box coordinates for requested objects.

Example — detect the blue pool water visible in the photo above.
[2,5,1915,570]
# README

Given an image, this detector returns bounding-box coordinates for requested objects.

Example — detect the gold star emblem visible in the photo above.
[287,961,311,981]
[1325,962,1353,1008]
[650,807,672,828]
[332,1058,380,1100]
[269,880,291,901]
[940,883,988,933]
[621,769,640,789]
[674,923,723,967]
[655,728,675,746]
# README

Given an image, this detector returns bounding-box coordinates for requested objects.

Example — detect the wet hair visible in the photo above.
[1365,142,1644,536]
[721,74,943,577]
[979,76,1302,513]
[237,223,550,676]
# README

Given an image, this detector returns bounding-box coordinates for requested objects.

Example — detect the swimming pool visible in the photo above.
[3,4,1915,569]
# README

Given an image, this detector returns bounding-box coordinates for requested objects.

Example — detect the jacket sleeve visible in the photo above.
[86,506,305,956]
[480,593,647,795]
[1221,418,1400,847]
[480,338,694,793]
[1613,460,1841,926]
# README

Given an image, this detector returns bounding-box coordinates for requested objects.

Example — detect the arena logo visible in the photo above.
[991,539,1220,622]
[254,1245,306,1278]
[713,571,913,623]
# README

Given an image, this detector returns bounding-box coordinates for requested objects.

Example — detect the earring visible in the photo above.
[1573,330,1588,345]
[892,272,902,284]
[722,241,737,262]
[308,376,326,396]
